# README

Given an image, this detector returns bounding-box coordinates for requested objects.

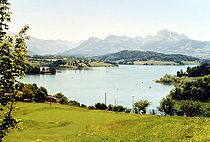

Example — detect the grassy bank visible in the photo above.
[4,103,210,142]
[89,61,116,67]
[134,60,198,66]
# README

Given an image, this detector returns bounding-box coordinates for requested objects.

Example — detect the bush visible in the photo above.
[107,104,113,111]
[170,75,210,102]
[80,104,87,108]
[134,100,150,114]
[180,100,205,117]
[25,63,40,74]
[54,93,64,99]
[112,105,126,112]
[69,100,80,107]
[34,87,48,102]
[206,112,210,117]
[95,103,107,110]
[158,97,176,116]
[88,106,95,109]
[125,108,132,113]
[59,96,69,105]
[156,74,178,85]
[21,87,34,102]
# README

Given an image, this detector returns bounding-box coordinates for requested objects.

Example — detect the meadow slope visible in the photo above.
[5,103,210,142]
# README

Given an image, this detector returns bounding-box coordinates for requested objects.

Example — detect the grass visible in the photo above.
[89,61,116,67]
[4,103,210,142]
[134,60,178,65]
[134,60,198,66]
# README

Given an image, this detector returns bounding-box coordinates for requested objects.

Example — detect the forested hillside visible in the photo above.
[94,50,199,63]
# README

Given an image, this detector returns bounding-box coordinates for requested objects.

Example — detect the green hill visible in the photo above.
[95,50,199,63]
[4,103,210,142]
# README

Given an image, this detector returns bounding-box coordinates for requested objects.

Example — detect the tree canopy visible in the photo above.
[134,100,150,114]
[0,0,29,140]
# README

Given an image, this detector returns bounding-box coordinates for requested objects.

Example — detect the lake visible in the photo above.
[22,65,194,110]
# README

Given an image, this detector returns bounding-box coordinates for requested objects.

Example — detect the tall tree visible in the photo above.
[158,97,175,116]
[133,100,150,114]
[0,0,29,141]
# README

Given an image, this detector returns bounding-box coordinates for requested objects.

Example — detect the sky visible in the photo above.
[9,0,210,42]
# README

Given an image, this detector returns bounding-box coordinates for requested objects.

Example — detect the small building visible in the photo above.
[40,67,56,74]
[46,96,59,103]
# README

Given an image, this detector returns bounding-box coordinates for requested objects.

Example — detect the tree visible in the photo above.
[107,104,113,111]
[54,93,64,99]
[20,84,39,102]
[0,0,29,140]
[59,96,69,105]
[54,93,69,105]
[95,103,107,110]
[34,87,47,102]
[39,87,48,96]
[170,75,210,102]
[180,100,204,117]
[69,100,80,107]
[112,105,126,112]
[21,86,34,102]
[25,63,40,74]
[158,97,175,116]
[134,100,150,114]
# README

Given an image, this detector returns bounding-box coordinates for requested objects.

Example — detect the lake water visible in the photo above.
[22,65,194,110]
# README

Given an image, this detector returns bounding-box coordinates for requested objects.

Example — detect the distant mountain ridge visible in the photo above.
[13,30,210,58]
[94,50,199,63]
[61,30,210,58]
[27,37,83,55]
[8,32,83,55]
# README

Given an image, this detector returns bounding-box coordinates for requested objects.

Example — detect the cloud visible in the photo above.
[157,22,181,30]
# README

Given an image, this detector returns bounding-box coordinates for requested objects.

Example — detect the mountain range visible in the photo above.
[23,30,210,58]
[26,37,82,55]
[8,32,82,55]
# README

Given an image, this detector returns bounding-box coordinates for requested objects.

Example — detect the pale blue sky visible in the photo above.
[9,0,210,42]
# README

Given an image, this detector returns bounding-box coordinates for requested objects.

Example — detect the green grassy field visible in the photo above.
[4,103,210,142]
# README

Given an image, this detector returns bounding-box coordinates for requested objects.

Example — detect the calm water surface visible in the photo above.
[23,65,194,109]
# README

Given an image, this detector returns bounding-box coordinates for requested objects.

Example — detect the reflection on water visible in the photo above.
[23,65,194,109]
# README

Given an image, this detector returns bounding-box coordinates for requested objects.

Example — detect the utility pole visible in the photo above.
[105,92,107,105]
[132,96,134,105]
[116,88,119,106]
[132,96,135,113]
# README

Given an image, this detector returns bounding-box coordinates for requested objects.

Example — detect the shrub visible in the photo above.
[69,100,80,107]
[170,75,210,102]
[95,103,107,110]
[107,104,113,111]
[134,100,150,114]
[112,105,126,112]
[180,100,205,117]
[34,87,48,102]
[54,93,65,99]
[125,108,132,113]
[59,96,69,105]
[21,87,34,102]
[156,74,177,85]
[80,104,87,108]
[88,106,95,109]
[158,97,176,116]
